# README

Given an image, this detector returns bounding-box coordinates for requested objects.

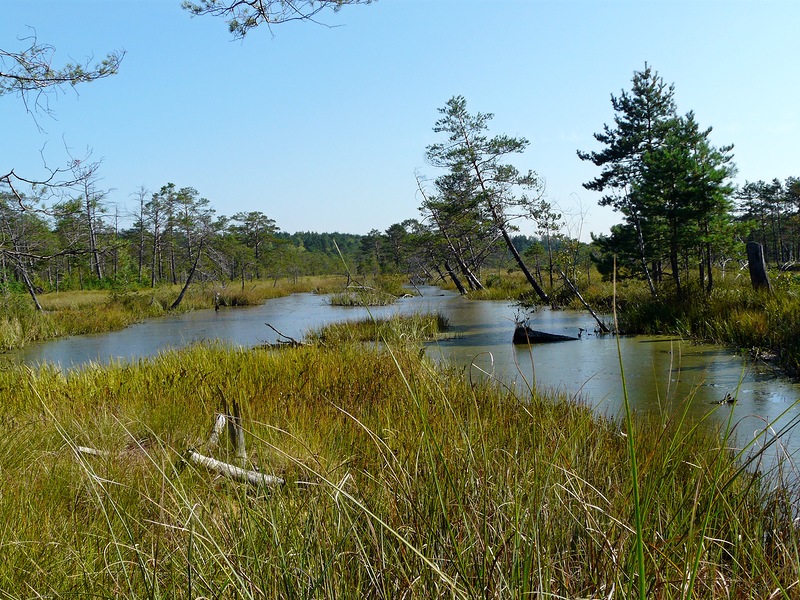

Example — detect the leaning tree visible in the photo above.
[425,95,549,302]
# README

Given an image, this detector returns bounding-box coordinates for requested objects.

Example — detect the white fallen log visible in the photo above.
[185,450,284,487]
[75,445,112,457]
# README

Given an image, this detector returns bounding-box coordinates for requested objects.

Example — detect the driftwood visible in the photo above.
[194,399,284,487]
[70,407,285,489]
[227,399,247,467]
[265,322,303,346]
[75,445,112,458]
[513,326,578,344]
[185,450,284,487]
[206,413,227,451]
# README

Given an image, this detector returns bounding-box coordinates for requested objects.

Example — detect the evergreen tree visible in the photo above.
[581,65,736,297]
[578,64,677,296]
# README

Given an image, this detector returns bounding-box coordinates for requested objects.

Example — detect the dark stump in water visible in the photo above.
[513,326,579,345]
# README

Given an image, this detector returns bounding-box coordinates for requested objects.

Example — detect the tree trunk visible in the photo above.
[18,263,43,311]
[497,221,549,302]
[633,213,658,297]
[746,241,771,292]
[444,260,467,295]
[170,243,203,310]
[559,270,609,333]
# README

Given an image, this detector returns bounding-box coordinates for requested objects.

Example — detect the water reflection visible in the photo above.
[6,286,800,465]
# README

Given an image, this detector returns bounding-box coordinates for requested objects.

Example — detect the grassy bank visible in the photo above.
[607,275,800,377]
[0,326,797,597]
[0,276,346,352]
[308,312,451,344]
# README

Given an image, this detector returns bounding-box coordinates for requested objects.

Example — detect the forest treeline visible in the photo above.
[2,65,799,312]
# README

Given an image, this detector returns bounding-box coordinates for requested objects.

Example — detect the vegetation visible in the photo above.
[4,10,799,599]
[0,276,344,352]
[182,0,374,38]
[308,312,450,344]
[0,330,797,598]
[579,64,738,299]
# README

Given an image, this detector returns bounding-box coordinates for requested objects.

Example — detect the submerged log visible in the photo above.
[513,326,579,345]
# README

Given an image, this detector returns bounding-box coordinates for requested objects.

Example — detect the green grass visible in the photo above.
[0,330,797,598]
[308,312,451,344]
[328,276,411,307]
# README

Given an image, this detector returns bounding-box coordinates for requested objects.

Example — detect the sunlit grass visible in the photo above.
[328,275,411,306]
[0,332,797,598]
[308,313,451,344]
[0,276,345,352]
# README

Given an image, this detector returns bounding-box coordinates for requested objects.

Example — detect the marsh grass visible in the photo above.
[0,331,798,598]
[328,288,398,306]
[0,276,344,352]
[328,276,410,307]
[308,313,451,344]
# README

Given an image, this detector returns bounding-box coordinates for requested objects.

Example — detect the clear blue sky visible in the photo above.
[2,0,797,240]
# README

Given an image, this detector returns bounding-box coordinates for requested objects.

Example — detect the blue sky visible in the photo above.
[2,0,797,240]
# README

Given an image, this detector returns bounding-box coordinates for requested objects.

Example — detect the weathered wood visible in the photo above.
[186,450,284,487]
[559,270,610,333]
[746,241,771,291]
[231,399,247,468]
[75,445,112,457]
[207,413,227,451]
[265,322,303,346]
[513,326,578,344]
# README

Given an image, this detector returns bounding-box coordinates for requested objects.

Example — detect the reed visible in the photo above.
[328,276,410,306]
[308,313,451,344]
[0,331,797,598]
[0,276,345,352]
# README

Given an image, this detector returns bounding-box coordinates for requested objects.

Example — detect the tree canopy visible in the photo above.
[579,65,737,297]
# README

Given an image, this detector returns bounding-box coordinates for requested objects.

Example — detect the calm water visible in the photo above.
[6,287,800,466]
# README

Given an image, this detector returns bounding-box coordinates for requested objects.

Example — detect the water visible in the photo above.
[6,286,800,466]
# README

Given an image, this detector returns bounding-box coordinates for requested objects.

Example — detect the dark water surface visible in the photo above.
[7,286,800,466]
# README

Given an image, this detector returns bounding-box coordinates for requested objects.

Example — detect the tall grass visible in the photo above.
[328,276,411,307]
[0,331,797,597]
[612,274,800,377]
[308,313,451,344]
[0,276,345,352]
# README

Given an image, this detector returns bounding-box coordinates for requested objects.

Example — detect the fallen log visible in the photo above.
[185,450,284,488]
[75,445,112,458]
[513,326,578,345]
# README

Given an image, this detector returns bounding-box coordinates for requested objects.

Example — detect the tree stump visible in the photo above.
[746,241,771,292]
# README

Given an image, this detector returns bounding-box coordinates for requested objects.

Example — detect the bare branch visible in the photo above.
[182,0,373,38]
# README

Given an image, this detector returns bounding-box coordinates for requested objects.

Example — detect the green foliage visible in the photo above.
[736,177,800,265]
[581,65,738,296]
